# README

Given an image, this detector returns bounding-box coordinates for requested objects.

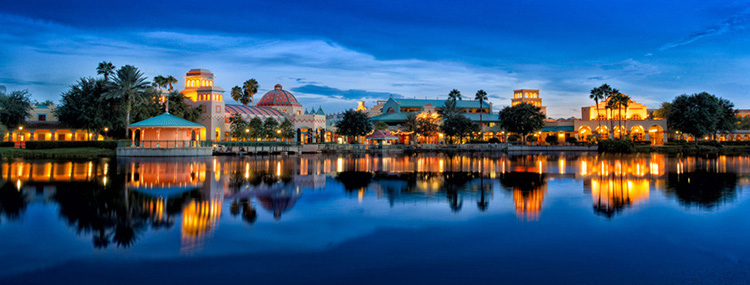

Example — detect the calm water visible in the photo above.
[1,153,750,284]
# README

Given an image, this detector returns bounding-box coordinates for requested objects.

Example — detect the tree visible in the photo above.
[667,92,723,140]
[0,90,32,128]
[448,89,462,101]
[152,75,167,89]
[374,121,388,130]
[475,89,488,129]
[606,91,625,138]
[498,102,545,144]
[739,116,750,130]
[404,113,419,144]
[652,102,671,120]
[248,117,264,140]
[232,79,259,106]
[0,123,7,141]
[97,61,115,81]
[417,116,439,143]
[164,91,204,122]
[589,84,607,137]
[438,98,460,120]
[165,76,178,92]
[717,98,738,135]
[103,65,151,137]
[335,109,372,142]
[279,119,295,141]
[33,100,55,107]
[442,114,479,143]
[229,113,249,141]
[262,117,279,139]
[56,78,126,138]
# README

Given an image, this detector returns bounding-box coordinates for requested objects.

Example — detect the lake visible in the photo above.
[1,153,749,284]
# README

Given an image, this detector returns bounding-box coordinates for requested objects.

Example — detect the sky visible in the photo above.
[0,0,749,118]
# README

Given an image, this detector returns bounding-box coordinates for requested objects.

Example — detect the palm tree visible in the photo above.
[475,89,488,136]
[607,93,624,139]
[620,94,631,139]
[404,113,419,144]
[242,79,259,105]
[103,65,151,137]
[589,85,606,139]
[152,75,166,89]
[96,61,115,81]
[165,75,178,92]
[448,89,462,101]
[231,86,243,104]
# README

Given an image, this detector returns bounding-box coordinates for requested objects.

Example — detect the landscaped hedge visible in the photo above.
[25,140,118,150]
[598,139,635,153]
[0,142,14,147]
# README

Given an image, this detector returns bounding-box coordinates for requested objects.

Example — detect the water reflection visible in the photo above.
[0,153,747,252]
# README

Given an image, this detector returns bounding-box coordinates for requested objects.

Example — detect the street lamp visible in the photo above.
[103,127,109,139]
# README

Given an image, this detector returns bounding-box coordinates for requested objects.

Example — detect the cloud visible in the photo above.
[659,8,749,51]
[291,84,398,100]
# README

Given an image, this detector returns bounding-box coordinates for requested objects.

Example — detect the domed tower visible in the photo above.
[180,69,225,140]
[256,84,304,116]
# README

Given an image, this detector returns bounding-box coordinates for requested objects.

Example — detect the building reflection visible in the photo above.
[1,153,748,251]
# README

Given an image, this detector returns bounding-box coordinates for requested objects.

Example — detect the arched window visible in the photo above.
[630,114,642,120]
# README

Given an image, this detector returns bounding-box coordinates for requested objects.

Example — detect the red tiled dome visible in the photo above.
[256,84,302,107]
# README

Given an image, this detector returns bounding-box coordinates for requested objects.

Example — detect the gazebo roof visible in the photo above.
[129,113,205,128]
[366,130,398,140]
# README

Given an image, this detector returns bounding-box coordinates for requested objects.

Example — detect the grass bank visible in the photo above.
[0,147,115,159]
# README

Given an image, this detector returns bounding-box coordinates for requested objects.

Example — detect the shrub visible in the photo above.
[0,141,14,147]
[24,140,118,150]
[468,139,488,144]
[488,138,501,144]
[526,135,538,143]
[507,135,520,142]
[598,139,635,153]
[565,137,578,144]
[544,135,559,145]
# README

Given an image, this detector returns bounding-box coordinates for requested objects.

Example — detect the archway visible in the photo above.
[648,125,664,145]
[595,126,608,140]
[630,125,645,141]
[215,127,221,141]
[578,126,592,141]
[134,129,141,146]
[613,126,626,139]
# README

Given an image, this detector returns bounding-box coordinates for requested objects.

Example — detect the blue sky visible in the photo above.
[1,0,748,118]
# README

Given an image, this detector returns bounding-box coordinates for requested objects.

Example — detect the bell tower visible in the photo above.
[180,69,225,140]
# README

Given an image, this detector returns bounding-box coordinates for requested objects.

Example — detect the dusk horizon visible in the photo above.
[2,0,749,118]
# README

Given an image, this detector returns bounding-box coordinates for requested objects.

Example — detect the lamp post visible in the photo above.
[104,127,109,139]
[245,128,249,141]
[277,129,281,142]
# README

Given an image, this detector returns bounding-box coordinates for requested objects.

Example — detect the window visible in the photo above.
[38,114,47,121]
[216,106,221,113]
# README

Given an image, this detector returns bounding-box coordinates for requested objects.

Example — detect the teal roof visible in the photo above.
[316,107,325,115]
[463,113,501,123]
[370,112,409,123]
[541,126,575,132]
[395,98,490,109]
[129,113,205,128]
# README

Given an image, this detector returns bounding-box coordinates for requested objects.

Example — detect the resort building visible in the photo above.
[179,69,328,143]
[537,96,668,145]
[369,96,502,144]
[512,89,546,115]
[5,104,104,144]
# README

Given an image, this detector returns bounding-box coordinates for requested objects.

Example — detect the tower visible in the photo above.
[180,69,225,140]
[512,89,546,115]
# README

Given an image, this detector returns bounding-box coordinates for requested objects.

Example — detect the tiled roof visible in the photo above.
[129,113,205,128]
[225,104,285,117]
[256,84,302,107]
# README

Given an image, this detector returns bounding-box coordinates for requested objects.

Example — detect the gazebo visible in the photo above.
[118,113,211,157]
[366,130,398,145]
[128,113,205,148]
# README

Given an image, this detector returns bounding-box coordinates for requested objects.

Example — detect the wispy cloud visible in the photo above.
[291,84,398,100]
[659,8,749,51]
